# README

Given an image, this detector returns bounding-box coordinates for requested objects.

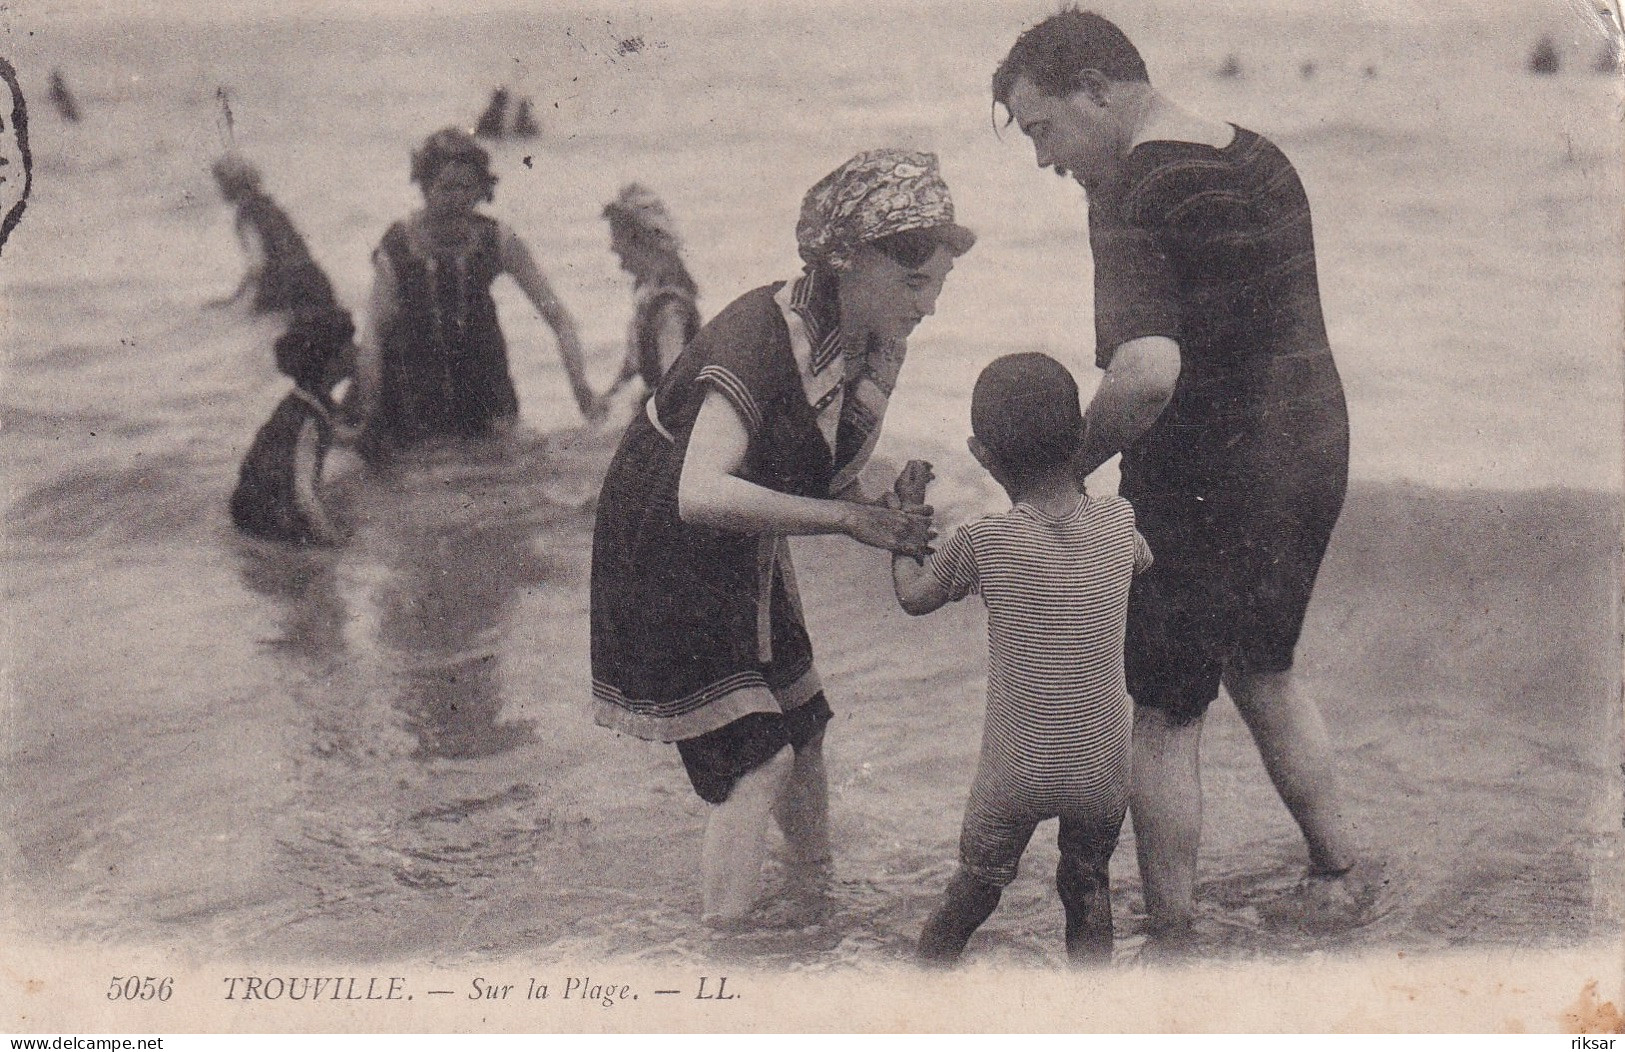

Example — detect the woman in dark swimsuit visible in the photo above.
[601,183,702,397]
[353,128,600,457]
[590,150,975,928]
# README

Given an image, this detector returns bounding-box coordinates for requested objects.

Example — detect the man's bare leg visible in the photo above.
[1130,705,1205,942]
[1223,668,1355,874]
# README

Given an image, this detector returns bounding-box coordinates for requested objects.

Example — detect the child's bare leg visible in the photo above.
[1057,851,1113,963]
[701,746,794,927]
[773,726,831,866]
[917,868,1002,964]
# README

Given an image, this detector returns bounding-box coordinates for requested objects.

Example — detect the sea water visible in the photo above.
[1,0,1620,967]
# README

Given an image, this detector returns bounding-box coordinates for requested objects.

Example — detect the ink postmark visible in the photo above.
[0,56,32,256]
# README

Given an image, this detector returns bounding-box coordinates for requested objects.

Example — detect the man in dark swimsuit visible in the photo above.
[992,10,1373,949]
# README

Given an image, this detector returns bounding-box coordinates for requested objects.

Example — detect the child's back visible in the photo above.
[933,494,1148,821]
[230,384,343,546]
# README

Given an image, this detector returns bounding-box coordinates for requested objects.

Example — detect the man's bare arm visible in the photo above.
[1074,335,1181,482]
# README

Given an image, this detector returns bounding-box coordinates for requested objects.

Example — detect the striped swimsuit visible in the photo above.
[929,494,1153,886]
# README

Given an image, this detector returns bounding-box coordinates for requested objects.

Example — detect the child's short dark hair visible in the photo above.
[971,353,1084,483]
[274,307,355,393]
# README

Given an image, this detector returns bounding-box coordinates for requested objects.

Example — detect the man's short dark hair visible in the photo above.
[972,352,1084,484]
[992,8,1149,112]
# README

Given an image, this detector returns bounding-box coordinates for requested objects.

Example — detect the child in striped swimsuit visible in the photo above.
[889,352,1152,964]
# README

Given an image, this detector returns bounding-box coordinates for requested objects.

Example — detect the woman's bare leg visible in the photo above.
[701,746,794,926]
[773,726,831,866]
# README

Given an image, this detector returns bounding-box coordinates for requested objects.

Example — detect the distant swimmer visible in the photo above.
[47,69,79,122]
[1528,35,1562,75]
[1594,9,1621,73]
[601,183,701,400]
[209,154,342,319]
[473,87,540,139]
[512,97,540,138]
[474,86,509,139]
[350,128,601,459]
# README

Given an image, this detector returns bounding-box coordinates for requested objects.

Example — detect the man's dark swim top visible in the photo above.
[1088,125,1346,485]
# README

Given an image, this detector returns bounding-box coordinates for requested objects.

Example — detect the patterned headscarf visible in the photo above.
[796,149,968,271]
[603,183,681,248]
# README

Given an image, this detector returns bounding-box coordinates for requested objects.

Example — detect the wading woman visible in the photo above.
[353,128,599,460]
[590,150,975,928]
[602,182,703,398]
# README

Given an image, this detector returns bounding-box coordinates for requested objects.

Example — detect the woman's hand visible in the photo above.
[680,390,933,550]
[838,499,933,557]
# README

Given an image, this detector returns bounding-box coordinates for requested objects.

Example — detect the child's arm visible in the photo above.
[292,419,346,546]
[892,552,952,616]
[1133,529,1154,573]
[888,458,957,615]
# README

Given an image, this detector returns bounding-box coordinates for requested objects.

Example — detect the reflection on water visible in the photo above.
[220,438,603,958]
[375,518,540,761]
[5,429,1620,966]
[236,540,348,672]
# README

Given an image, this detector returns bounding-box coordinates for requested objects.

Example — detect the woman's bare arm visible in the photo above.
[502,226,599,419]
[678,390,932,555]
[350,251,398,427]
